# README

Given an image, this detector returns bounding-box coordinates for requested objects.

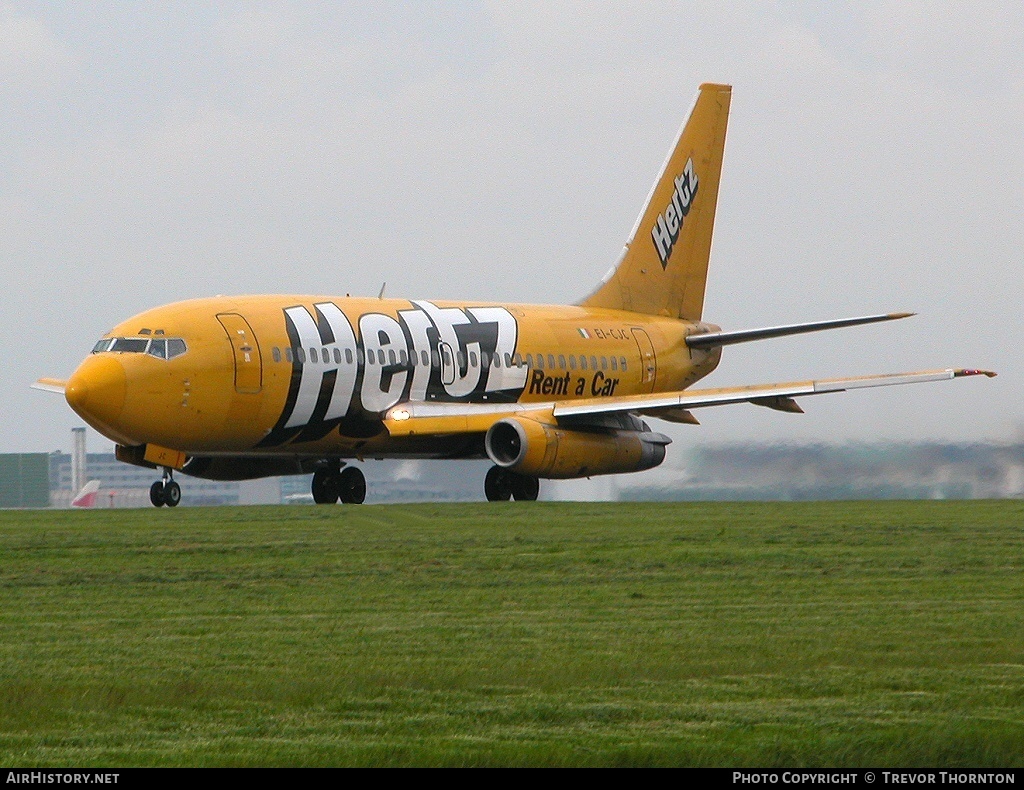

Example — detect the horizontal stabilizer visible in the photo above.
[32,377,67,394]
[685,312,915,350]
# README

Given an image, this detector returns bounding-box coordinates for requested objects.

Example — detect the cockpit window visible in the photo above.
[147,339,167,359]
[92,336,188,360]
[167,339,187,359]
[110,338,149,353]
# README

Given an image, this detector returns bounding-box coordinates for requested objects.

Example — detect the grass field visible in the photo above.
[0,500,1022,767]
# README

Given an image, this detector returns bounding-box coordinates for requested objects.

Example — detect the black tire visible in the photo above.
[338,466,366,504]
[164,480,181,507]
[150,481,166,508]
[484,466,513,501]
[311,469,340,504]
[510,473,540,502]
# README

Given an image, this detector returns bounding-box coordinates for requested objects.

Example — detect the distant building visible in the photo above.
[47,451,243,508]
[621,442,1024,501]
[0,454,50,508]
[2,424,491,507]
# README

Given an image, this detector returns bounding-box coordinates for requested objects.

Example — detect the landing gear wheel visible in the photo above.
[150,479,181,507]
[311,468,340,504]
[164,480,181,507]
[150,481,166,508]
[484,466,513,502]
[338,466,366,504]
[510,473,540,502]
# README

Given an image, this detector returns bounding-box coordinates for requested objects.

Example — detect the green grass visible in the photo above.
[0,500,1022,766]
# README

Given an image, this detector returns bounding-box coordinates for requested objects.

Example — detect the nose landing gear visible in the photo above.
[150,469,181,507]
[311,462,366,504]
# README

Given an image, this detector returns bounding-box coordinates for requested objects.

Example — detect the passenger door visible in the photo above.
[217,313,263,394]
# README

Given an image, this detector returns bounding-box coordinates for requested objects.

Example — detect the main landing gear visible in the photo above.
[484,465,540,502]
[150,469,181,508]
[311,463,366,505]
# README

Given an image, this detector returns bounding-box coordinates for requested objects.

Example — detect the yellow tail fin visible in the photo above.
[581,83,731,320]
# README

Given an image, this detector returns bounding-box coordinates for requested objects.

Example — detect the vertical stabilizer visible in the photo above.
[71,480,101,508]
[581,83,731,320]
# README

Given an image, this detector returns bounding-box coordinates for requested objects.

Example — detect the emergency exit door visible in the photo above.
[631,328,657,393]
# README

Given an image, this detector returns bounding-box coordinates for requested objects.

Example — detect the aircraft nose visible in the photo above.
[65,355,127,434]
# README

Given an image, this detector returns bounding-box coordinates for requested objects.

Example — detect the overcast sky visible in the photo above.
[3,1,1021,463]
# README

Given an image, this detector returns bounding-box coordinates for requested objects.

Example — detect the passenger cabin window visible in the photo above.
[620,357,627,371]
[285,347,293,363]
[579,355,587,370]
[272,347,282,363]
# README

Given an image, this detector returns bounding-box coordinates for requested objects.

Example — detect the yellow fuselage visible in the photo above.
[66,296,721,459]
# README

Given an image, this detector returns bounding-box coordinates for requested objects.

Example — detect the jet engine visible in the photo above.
[484,416,670,479]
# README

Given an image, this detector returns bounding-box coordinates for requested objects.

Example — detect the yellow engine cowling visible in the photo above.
[484,416,670,479]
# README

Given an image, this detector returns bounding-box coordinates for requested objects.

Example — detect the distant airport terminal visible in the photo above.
[2,428,1022,508]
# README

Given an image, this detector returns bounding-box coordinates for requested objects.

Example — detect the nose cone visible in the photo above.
[66,356,127,439]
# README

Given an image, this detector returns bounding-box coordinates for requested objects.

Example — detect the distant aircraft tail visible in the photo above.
[71,480,101,508]
[581,83,731,321]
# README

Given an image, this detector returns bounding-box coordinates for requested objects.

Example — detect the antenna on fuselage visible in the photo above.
[377,282,387,299]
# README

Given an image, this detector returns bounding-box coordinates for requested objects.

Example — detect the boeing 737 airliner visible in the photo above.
[34,84,994,506]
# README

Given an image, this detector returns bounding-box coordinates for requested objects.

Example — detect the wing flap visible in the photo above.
[556,368,994,418]
[382,368,994,437]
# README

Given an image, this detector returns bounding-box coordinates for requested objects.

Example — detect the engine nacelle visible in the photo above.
[484,417,670,479]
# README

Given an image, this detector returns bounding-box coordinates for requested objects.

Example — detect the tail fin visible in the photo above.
[581,83,731,320]
[71,480,101,508]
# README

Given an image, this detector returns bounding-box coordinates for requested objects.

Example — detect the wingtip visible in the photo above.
[954,369,997,378]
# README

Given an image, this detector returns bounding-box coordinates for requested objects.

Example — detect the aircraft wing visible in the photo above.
[32,378,68,394]
[383,368,995,436]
